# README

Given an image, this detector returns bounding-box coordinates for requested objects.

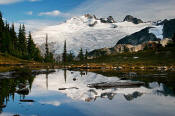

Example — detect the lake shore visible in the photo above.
[1,62,175,72]
[63,63,175,72]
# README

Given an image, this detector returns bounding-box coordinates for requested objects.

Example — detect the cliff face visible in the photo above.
[116,27,159,45]
[163,19,175,38]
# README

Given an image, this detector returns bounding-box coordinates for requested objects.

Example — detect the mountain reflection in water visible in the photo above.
[0,69,175,116]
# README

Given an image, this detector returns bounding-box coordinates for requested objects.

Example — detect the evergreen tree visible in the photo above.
[44,34,54,63]
[0,11,3,33]
[1,22,12,53]
[0,11,44,62]
[62,40,67,63]
[78,48,84,61]
[85,49,88,60]
[10,23,19,55]
[172,33,175,43]
[45,34,49,58]
[44,34,49,62]
[67,51,74,62]
[10,24,18,49]
[27,32,36,59]
[18,24,27,57]
[0,12,3,50]
[33,48,43,62]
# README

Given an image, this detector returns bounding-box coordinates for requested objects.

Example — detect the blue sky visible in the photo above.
[0,0,85,22]
[0,0,175,31]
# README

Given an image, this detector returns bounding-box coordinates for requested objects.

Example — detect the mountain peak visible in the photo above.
[124,15,143,24]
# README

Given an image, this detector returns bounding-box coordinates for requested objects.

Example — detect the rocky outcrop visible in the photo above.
[160,38,173,47]
[88,48,112,59]
[107,16,116,23]
[84,14,116,24]
[156,19,168,26]
[113,44,144,53]
[124,91,143,101]
[88,39,171,58]
[124,15,143,24]
[100,16,116,23]
[117,27,159,45]
[89,21,98,27]
[84,14,94,19]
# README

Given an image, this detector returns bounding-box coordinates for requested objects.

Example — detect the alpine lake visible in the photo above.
[0,68,175,116]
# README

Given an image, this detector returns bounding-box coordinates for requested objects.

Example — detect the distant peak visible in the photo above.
[124,15,143,24]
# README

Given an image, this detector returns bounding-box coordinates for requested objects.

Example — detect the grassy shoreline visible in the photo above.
[0,52,58,72]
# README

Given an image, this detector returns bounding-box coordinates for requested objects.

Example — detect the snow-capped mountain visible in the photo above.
[33,15,153,56]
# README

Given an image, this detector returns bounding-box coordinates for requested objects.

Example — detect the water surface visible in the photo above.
[0,69,175,116]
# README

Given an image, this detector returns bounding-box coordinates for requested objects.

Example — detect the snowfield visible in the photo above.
[33,15,154,56]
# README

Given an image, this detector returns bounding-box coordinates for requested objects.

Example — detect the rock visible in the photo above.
[100,16,116,23]
[101,92,116,100]
[124,15,143,24]
[16,88,29,95]
[89,21,98,27]
[163,18,175,38]
[93,15,97,20]
[85,97,94,102]
[120,77,128,80]
[73,78,77,81]
[117,27,159,45]
[0,104,6,108]
[18,83,26,88]
[100,18,108,23]
[124,91,143,101]
[88,81,144,89]
[13,114,20,116]
[88,47,112,58]
[156,19,168,26]
[58,88,67,90]
[84,14,93,19]
[58,87,78,90]
[88,89,98,95]
[20,99,35,102]
[107,16,116,23]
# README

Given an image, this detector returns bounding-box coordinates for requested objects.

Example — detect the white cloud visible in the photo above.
[39,100,61,106]
[15,19,59,32]
[71,0,175,21]
[29,0,41,2]
[0,0,23,4]
[0,0,41,4]
[38,10,72,18]
[26,11,33,15]
[39,10,61,17]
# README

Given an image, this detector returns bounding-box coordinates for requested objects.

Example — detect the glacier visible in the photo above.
[32,15,152,56]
